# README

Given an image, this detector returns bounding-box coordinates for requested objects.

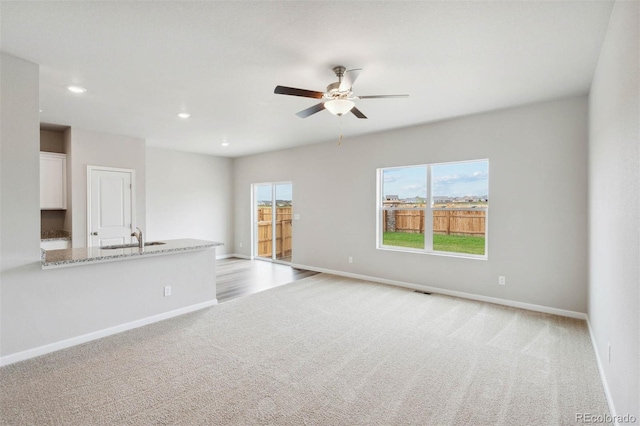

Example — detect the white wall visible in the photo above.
[69,128,146,247]
[588,0,639,419]
[0,53,217,360]
[234,96,589,313]
[146,147,233,255]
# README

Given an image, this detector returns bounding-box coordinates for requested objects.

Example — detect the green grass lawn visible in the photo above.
[383,232,485,255]
[382,232,425,249]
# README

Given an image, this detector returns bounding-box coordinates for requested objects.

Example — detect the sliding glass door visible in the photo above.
[254,182,292,263]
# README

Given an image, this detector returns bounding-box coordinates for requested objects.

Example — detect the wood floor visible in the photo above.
[216,257,318,303]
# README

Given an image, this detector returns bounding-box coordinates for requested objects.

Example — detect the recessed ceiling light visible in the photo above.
[221,142,230,147]
[178,113,191,119]
[67,85,87,94]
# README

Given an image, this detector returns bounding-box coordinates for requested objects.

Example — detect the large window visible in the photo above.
[378,159,488,258]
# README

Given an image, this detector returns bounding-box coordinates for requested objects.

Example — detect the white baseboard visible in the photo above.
[291,263,587,320]
[217,253,252,260]
[586,317,619,425]
[216,253,235,259]
[0,299,219,367]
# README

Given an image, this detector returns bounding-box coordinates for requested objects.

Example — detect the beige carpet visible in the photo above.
[0,274,609,425]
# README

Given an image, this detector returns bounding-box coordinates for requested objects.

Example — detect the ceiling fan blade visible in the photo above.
[351,106,367,119]
[356,94,409,99]
[295,102,326,118]
[339,69,362,91]
[274,86,324,99]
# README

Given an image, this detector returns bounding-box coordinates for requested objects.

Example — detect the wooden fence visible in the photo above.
[384,208,486,237]
[257,207,485,257]
[257,208,292,258]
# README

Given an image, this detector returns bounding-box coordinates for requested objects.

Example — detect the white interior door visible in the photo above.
[88,167,135,247]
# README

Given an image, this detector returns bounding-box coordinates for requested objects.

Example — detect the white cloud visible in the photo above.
[433,171,488,186]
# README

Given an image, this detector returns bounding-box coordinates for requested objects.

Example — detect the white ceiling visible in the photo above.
[1,1,614,158]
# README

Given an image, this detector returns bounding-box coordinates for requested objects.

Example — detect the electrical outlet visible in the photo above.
[498,276,506,285]
[164,286,171,297]
[239,242,243,248]
[348,256,353,264]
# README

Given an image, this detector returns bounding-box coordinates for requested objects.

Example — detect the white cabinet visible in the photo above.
[40,152,67,210]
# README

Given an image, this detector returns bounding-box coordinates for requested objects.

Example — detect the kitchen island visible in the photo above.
[3,238,222,365]
[42,238,222,269]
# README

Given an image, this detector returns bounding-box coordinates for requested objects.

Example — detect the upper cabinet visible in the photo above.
[40,152,67,210]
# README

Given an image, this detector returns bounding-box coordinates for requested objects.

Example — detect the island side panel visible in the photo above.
[1,248,217,360]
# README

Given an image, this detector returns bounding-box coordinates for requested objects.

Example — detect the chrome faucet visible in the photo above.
[131,227,144,249]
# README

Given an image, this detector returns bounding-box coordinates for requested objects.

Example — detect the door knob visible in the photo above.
[91,232,98,236]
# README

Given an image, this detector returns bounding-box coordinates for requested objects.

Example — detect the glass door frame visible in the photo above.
[252,181,293,265]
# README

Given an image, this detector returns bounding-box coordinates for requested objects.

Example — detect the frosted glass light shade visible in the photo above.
[325,99,355,116]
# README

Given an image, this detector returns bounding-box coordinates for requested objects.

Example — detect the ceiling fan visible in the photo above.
[274,66,408,119]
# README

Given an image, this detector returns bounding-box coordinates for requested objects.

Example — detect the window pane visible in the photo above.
[431,160,488,255]
[256,185,272,207]
[275,184,292,261]
[255,184,272,258]
[382,209,425,249]
[382,166,426,205]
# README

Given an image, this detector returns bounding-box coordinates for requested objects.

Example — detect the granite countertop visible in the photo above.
[42,238,223,269]
[41,230,71,241]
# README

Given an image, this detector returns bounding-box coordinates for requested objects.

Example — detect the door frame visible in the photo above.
[251,181,292,265]
[86,165,136,247]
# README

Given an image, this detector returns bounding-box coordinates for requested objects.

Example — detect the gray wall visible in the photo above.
[40,211,65,231]
[40,129,64,153]
[1,54,41,274]
[588,0,639,419]
[234,96,589,313]
[69,128,146,247]
[0,53,217,359]
[63,128,72,232]
[146,147,233,255]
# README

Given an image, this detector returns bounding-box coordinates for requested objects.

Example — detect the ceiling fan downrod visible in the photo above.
[333,66,346,82]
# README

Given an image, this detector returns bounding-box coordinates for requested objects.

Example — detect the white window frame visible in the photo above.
[377,159,489,260]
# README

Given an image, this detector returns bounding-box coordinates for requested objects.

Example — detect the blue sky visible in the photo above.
[383,160,488,198]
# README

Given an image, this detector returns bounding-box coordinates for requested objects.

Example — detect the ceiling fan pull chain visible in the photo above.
[338,117,343,146]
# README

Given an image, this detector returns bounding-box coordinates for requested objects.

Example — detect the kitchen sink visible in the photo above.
[100,243,138,249]
[100,241,166,249]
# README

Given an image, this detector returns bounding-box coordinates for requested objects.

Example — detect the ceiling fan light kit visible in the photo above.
[274,65,408,119]
[324,99,355,116]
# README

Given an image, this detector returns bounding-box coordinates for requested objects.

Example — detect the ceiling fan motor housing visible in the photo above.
[325,81,350,98]
[325,66,351,99]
